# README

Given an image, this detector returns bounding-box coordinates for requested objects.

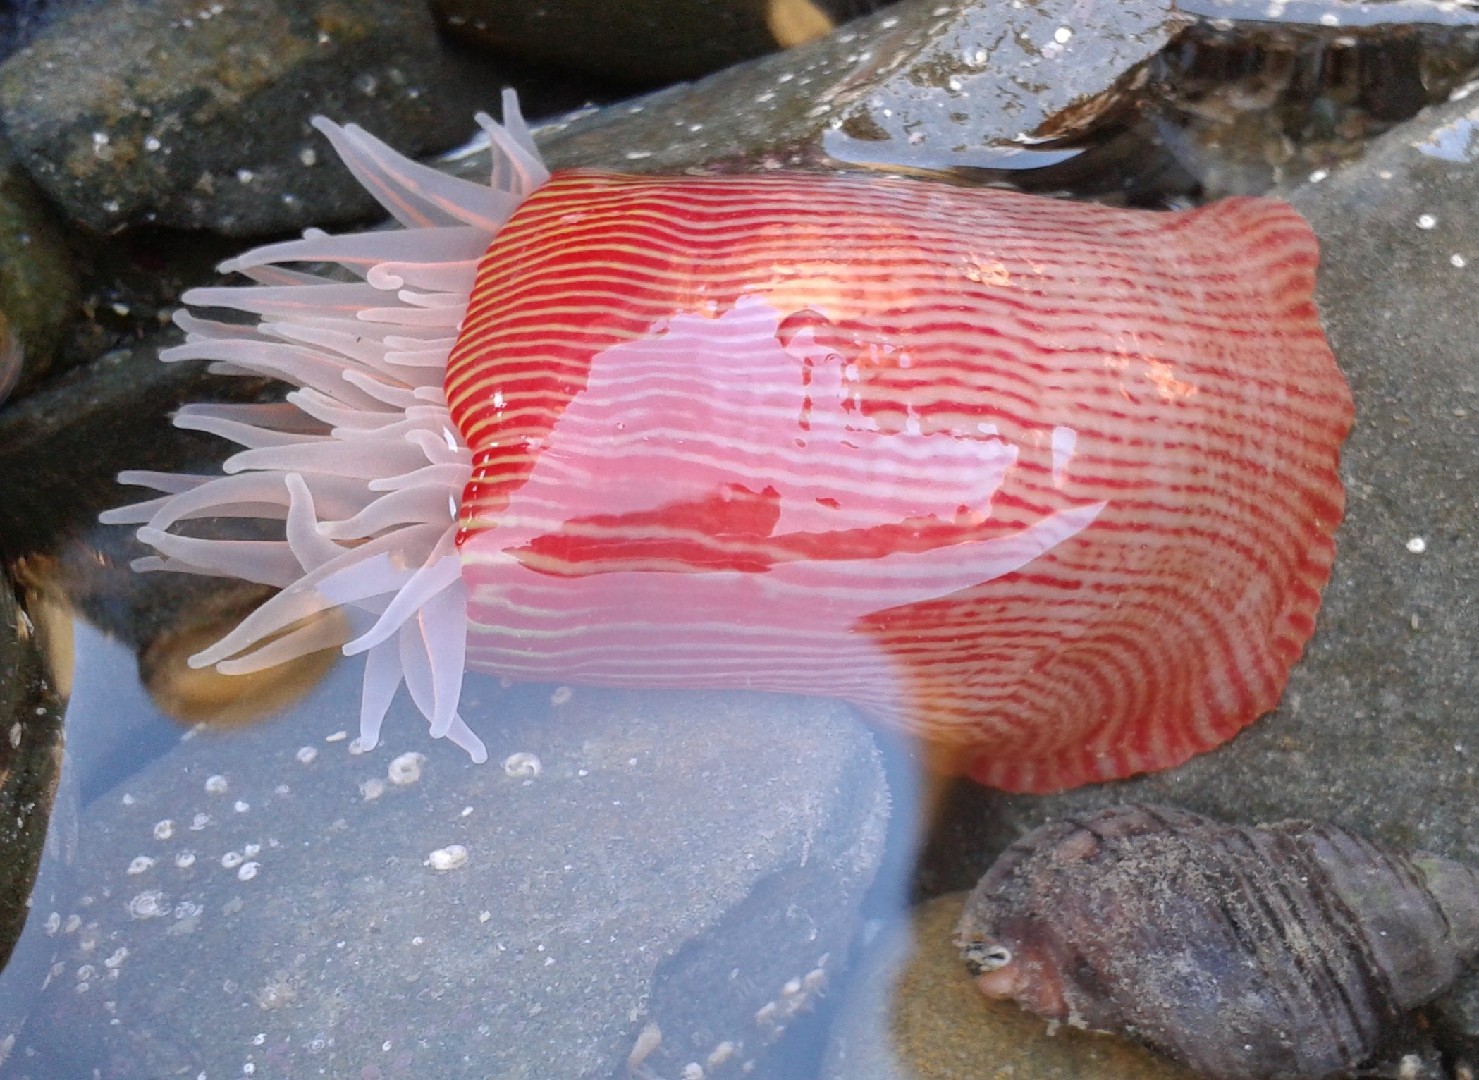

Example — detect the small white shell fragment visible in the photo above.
[1406,536,1427,553]
[126,856,155,875]
[550,685,573,706]
[503,752,542,779]
[204,775,228,795]
[238,862,260,881]
[426,845,469,871]
[127,891,168,920]
[153,819,174,841]
[361,778,386,801]
[1417,214,1437,230]
[387,751,426,786]
[221,851,244,870]
[295,746,318,764]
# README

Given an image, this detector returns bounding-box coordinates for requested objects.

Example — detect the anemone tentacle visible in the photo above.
[102,89,551,759]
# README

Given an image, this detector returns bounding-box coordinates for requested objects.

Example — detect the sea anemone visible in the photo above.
[104,91,1351,792]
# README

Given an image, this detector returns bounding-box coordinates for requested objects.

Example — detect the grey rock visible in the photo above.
[1180,0,1479,28]
[0,567,68,973]
[0,333,272,562]
[519,0,1183,174]
[1137,17,1479,200]
[433,0,795,85]
[0,0,92,63]
[0,565,74,1067]
[12,676,887,1079]
[0,146,77,399]
[0,0,512,236]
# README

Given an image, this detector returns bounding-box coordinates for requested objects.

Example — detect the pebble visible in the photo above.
[0,0,512,235]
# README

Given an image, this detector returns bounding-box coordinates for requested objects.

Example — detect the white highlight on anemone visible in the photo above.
[1051,425,1077,489]
[100,89,551,762]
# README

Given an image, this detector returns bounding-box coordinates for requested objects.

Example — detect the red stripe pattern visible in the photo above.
[444,170,1352,793]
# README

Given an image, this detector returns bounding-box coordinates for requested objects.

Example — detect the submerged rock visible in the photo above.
[12,677,887,1079]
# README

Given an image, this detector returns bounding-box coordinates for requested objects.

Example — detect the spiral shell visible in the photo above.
[956,804,1479,1080]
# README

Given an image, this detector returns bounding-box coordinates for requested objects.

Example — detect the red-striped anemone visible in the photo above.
[105,91,1352,793]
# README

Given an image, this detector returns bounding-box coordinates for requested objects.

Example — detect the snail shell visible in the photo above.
[956,804,1479,1080]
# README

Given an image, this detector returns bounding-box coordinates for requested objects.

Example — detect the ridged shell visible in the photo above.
[447,171,1351,792]
[956,804,1479,1079]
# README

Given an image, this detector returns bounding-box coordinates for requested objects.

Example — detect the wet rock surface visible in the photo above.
[0,0,512,235]
[0,0,84,64]
[0,152,77,399]
[7,677,887,1079]
[1183,0,1479,28]
[527,0,1183,174]
[0,565,73,1070]
[0,571,68,975]
[0,334,270,562]
[432,0,877,85]
[1142,17,1479,197]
